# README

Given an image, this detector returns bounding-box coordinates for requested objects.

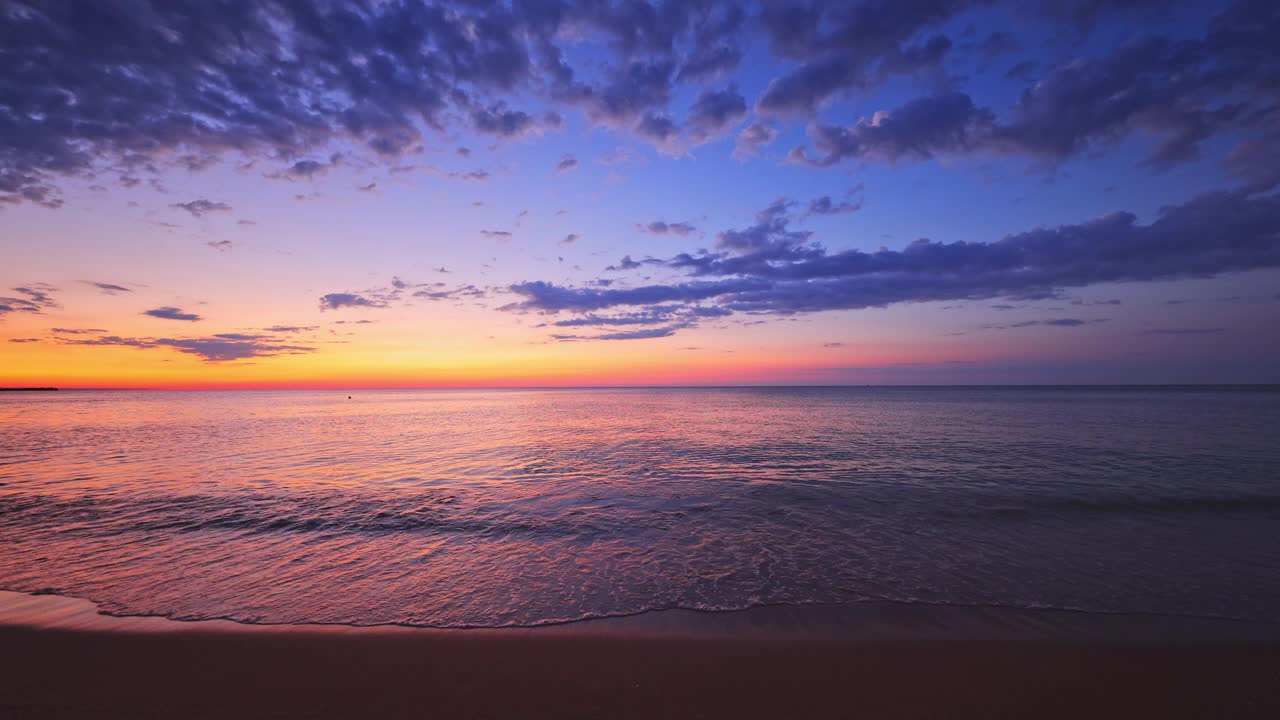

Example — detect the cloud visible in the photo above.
[756,0,957,117]
[732,123,779,159]
[792,10,1280,172]
[471,102,538,138]
[686,86,747,144]
[3,0,1273,208]
[508,278,768,314]
[605,254,672,272]
[171,199,232,217]
[318,293,387,311]
[0,285,59,317]
[51,328,107,335]
[263,325,318,333]
[8,338,40,343]
[636,112,679,148]
[551,323,691,341]
[805,195,863,217]
[206,240,234,252]
[144,306,202,322]
[983,318,1108,330]
[412,284,487,301]
[481,230,512,239]
[550,305,730,329]
[272,155,343,180]
[0,0,753,206]
[504,184,1280,335]
[57,333,314,362]
[561,233,580,244]
[714,198,811,253]
[555,155,578,174]
[637,220,696,236]
[793,92,998,166]
[84,281,132,295]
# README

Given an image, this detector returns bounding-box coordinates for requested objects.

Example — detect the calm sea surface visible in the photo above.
[1,387,1278,627]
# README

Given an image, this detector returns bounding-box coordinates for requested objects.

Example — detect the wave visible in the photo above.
[4,586,1275,633]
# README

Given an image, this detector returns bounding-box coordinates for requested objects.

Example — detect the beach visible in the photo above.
[4,591,1279,719]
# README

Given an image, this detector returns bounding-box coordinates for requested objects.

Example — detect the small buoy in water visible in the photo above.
[348,396,352,399]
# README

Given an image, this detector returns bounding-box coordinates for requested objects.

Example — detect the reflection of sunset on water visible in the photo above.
[3,388,1278,627]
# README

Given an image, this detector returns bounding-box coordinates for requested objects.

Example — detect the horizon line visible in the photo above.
[5,383,1279,392]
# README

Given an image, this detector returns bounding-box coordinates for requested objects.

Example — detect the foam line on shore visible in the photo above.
[4,589,1278,644]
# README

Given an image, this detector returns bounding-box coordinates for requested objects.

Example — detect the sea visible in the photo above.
[1,386,1278,627]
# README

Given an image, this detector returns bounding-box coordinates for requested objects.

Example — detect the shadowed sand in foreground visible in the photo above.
[3,591,1279,719]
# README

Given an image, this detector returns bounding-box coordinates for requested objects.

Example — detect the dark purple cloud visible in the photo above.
[171,199,231,217]
[555,155,578,174]
[982,318,1109,330]
[471,103,538,138]
[792,6,1280,172]
[0,284,59,316]
[508,278,769,314]
[686,86,747,144]
[85,281,132,295]
[0,0,752,207]
[757,0,962,116]
[56,334,314,362]
[318,293,387,311]
[792,92,997,166]
[505,183,1280,337]
[143,306,202,322]
[805,195,863,217]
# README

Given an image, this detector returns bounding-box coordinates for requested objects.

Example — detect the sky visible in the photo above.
[2,0,1279,388]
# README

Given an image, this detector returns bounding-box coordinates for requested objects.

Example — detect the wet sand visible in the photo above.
[3,591,1279,719]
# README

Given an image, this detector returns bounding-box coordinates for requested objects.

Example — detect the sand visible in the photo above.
[3,590,1279,719]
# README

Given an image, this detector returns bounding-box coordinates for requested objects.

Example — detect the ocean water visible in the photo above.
[1,387,1278,627]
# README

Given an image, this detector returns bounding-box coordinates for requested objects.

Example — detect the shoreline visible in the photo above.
[5,591,1280,719]
[3,588,1280,642]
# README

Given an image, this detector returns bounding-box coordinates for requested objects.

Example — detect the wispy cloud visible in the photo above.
[0,285,59,317]
[318,293,387,311]
[57,334,315,362]
[636,220,696,236]
[555,155,578,174]
[84,281,132,295]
